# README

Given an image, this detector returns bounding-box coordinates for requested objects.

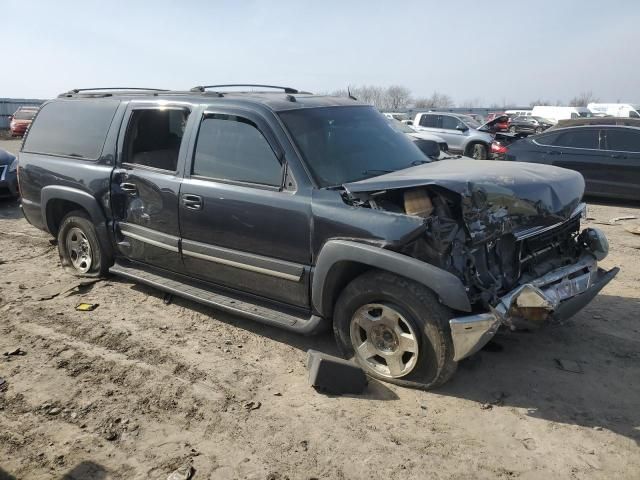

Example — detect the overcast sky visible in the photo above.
[3,0,639,105]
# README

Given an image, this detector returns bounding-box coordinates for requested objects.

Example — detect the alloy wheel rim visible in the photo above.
[66,227,92,273]
[350,303,419,378]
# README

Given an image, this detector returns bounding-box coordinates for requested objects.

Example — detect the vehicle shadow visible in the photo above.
[0,198,22,219]
[125,281,400,400]
[437,293,640,444]
[0,461,108,480]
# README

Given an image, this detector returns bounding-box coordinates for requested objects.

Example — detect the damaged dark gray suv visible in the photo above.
[17,85,618,388]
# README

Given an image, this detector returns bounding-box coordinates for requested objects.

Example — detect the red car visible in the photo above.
[9,106,39,137]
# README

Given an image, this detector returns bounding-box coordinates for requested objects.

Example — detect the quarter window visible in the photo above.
[23,100,118,159]
[605,129,640,152]
[193,114,282,187]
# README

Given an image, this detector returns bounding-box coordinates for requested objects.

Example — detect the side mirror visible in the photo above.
[456,124,468,132]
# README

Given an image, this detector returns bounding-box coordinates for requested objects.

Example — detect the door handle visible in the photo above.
[182,194,203,210]
[120,182,138,194]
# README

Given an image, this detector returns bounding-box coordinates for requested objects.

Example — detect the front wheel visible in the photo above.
[333,271,457,389]
[57,211,108,277]
[470,143,488,160]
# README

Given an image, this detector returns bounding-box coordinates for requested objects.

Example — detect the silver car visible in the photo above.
[413,112,502,159]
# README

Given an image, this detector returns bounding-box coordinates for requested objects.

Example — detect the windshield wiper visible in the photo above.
[361,169,394,177]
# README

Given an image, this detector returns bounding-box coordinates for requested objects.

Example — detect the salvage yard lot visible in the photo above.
[1,137,639,479]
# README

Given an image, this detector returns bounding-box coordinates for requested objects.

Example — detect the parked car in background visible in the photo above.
[505,125,640,200]
[550,117,640,130]
[382,112,413,125]
[530,106,592,124]
[588,103,640,118]
[508,116,554,134]
[505,109,532,118]
[0,148,19,198]
[412,112,508,159]
[9,106,39,137]
[386,118,449,158]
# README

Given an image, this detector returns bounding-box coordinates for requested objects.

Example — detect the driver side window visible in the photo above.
[440,116,462,130]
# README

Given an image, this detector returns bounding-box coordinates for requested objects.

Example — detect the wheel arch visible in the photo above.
[464,139,490,157]
[312,240,471,319]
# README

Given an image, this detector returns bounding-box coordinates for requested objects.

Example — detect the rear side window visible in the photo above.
[23,101,118,160]
[13,109,37,120]
[192,114,282,187]
[553,129,600,149]
[419,114,438,128]
[604,128,640,152]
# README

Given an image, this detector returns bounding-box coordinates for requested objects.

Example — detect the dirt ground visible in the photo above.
[1,137,639,479]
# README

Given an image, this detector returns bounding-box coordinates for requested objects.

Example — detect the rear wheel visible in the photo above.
[333,271,457,389]
[470,143,488,160]
[57,211,108,277]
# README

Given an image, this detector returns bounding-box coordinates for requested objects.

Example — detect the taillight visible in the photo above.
[491,142,508,154]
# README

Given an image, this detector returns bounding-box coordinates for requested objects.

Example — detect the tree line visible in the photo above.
[329,85,600,110]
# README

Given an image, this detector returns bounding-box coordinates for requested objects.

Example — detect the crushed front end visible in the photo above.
[342,160,619,362]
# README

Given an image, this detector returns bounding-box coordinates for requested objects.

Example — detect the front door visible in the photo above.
[178,108,311,308]
[111,104,192,272]
[437,115,467,151]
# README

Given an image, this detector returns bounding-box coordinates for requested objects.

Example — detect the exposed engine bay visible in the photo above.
[342,179,606,310]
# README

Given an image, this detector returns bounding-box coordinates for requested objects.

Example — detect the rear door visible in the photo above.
[600,127,640,199]
[178,107,311,308]
[111,103,193,272]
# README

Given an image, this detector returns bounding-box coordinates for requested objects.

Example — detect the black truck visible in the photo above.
[17,85,617,388]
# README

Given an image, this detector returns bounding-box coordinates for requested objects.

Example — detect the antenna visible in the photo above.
[347,86,357,101]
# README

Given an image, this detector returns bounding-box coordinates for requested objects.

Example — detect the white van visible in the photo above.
[530,106,592,124]
[505,109,532,117]
[587,103,640,118]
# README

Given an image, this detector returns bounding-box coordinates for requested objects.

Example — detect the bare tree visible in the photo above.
[383,85,412,110]
[459,98,481,109]
[414,92,454,109]
[568,91,599,107]
[529,99,550,107]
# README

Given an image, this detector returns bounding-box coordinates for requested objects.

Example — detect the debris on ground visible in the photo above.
[554,358,583,374]
[35,278,101,301]
[0,377,7,392]
[75,302,99,312]
[3,347,26,356]
[244,400,261,411]
[167,463,195,480]
[307,350,367,395]
[624,223,640,235]
[163,293,173,305]
[611,216,637,222]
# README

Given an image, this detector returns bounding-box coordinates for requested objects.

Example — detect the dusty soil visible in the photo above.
[1,138,639,479]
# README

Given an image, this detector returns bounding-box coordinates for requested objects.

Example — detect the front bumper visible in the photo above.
[449,254,618,361]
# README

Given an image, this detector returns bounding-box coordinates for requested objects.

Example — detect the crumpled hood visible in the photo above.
[344,159,585,243]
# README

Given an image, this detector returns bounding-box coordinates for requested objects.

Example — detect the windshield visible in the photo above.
[279,106,428,187]
[457,115,481,128]
[14,109,37,120]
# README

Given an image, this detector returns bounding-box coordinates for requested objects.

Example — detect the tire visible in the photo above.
[470,143,488,160]
[333,270,458,389]
[57,210,108,277]
[509,126,517,133]
[535,127,542,134]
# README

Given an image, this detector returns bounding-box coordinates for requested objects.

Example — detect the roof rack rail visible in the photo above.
[190,84,299,94]
[58,87,170,98]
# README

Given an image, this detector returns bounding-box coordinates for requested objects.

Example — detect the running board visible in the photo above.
[109,261,327,335]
